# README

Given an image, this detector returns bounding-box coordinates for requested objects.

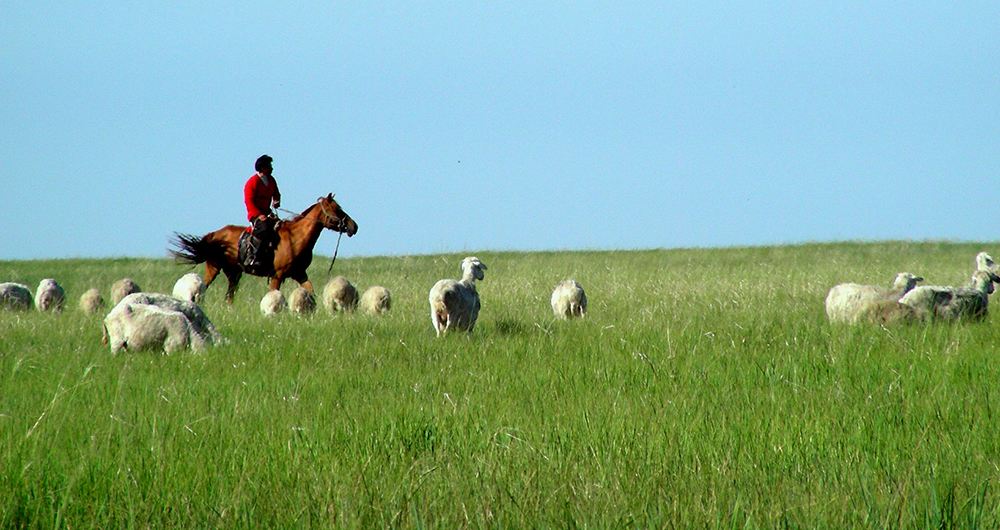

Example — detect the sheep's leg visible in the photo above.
[224,268,242,304]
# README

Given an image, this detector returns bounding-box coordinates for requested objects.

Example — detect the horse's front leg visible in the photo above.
[288,271,313,293]
[268,276,285,291]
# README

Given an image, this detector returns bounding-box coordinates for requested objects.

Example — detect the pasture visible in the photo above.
[3,241,1000,528]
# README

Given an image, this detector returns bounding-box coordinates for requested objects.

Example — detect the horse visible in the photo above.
[170,193,358,304]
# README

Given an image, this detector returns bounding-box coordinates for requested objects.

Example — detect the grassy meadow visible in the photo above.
[3,241,1000,528]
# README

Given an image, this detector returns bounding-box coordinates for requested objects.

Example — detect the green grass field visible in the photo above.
[3,241,1000,528]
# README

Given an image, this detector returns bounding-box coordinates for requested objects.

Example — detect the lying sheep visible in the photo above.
[260,289,287,317]
[551,279,587,319]
[110,278,142,305]
[899,270,1000,321]
[288,287,316,315]
[172,272,205,303]
[429,256,487,336]
[107,292,223,345]
[322,276,358,313]
[34,278,65,312]
[0,283,33,311]
[104,302,205,354]
[825,272,923,324]
[79,288,105,314]
[360,286,392,315]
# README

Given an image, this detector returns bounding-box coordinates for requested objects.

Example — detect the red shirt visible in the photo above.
[244,173,281,221]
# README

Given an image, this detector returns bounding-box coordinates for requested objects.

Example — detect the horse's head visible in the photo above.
[317,193,358,236]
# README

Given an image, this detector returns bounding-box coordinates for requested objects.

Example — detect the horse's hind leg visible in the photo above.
[203,263,221,290]
[224,268,243,304]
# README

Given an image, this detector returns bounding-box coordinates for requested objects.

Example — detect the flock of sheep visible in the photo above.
[825,251,1000,324]
[0,256,589,353]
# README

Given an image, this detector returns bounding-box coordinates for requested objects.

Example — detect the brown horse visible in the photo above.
[170,193,358,303]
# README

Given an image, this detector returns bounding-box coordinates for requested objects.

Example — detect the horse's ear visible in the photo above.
[327,193,335,200]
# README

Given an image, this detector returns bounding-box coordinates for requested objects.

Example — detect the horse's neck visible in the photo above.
[282,206,325,250]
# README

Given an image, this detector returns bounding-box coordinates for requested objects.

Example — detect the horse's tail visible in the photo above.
[169,232,226,265]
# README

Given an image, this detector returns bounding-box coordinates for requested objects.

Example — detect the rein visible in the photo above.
[318,201,347,274]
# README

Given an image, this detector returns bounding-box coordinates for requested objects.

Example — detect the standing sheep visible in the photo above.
[899,270,1000,322]
[103,302,206,354]
[360,286,392,315]
[322,276,358,313]
[428,256,487,337]
[110,278,142,305]
[34,279,65,312]
[172,272,205,304]
[79,288,105,314]
[107,292,223,345]
[825,272,923,324]
[289,287,317,315]
[551,279,587,319]
[260,289,287,317]
[0,283,33,311]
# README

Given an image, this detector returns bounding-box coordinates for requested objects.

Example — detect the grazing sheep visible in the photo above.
[103,302,205,354]
[106,292,223,345]
[360,286,392,315]
[825,272,924,324]
[551,279,587,319]
[172,272,205,303]
[79,288,105,314]
[0,283,33,311]
[260,289,287,317]
[899,270,1000,322]
[110,278,142,305]
[288,287,316,315]
[322,276,358,313]
[34,278,66,312]
[428,256,487,337]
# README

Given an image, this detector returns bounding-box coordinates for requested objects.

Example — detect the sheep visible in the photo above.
[105,292,223,345]
[551,279,587,319]
[288,287,316,315]
[856,300,923,326]
[0,283,33,311]
[322,276,358,313]
[79,288,105,314]
[103,302,205,354]
[428,256,487,337]
[260,289,287,317]
[110,278,142,305]
[360,286,392,315]
[898,270,1000,322]
[825,272,924,324]
[976,251,996,273]
[172,272,205,303]
[34,278,66,312]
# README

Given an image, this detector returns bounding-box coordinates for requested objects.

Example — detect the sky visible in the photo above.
[3,2,998,260]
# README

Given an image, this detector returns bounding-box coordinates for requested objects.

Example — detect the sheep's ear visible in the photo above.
[991,273,1000,283]
[914,276,924,282]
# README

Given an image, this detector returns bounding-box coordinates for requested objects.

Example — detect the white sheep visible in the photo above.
[34,278,65,312]
[288,287,316,315]
[360,286,392,315]
[976,251,996,273]
[79,288,105,314]
[825,272,924,324]
[110,278,142,305]
[172,272,205,303]
[322,276,358,313]
[106,292,223,345]
[0,283,33,311]
[899,270,1000,321]
[260,289,287,317]
[428,256,487,337]
[551,279,587,319]
[103,302,205,354]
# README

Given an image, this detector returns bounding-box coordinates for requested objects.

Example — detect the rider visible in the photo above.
[243,154,282,269]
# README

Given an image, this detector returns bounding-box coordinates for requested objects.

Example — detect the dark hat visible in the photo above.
[255,154,273,172]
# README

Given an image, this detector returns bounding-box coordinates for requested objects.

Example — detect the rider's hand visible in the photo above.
[273,199,280,209]
[257,214,267,222]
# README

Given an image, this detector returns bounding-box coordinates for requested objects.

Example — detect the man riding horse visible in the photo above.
[243,154,281,273]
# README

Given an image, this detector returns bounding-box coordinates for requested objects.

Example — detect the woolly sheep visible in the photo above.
[103,302,205,354]
[106,292,223,345]
[110,278,142,305]
[34,278,65,312]
[899,270,1000,322]
[322,276,358,313]
[79,288,105,314]
[825,272,923,324]
[172,272,205,303]
[0,283,33,311]
[428,256,487,337]
[288,287,316,315]
[551,279,587,319]
[856,300,922,326]
[360,286,392,315]
[260,289,287,317]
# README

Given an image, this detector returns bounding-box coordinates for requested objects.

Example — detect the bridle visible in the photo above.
[318,199,348,273]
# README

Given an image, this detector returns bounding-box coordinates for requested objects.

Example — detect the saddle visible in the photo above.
[238,219,279,276]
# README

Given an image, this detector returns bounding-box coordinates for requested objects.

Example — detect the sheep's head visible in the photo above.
[461,256,487,281]
[976,252,997,273]
[892,272,924,293]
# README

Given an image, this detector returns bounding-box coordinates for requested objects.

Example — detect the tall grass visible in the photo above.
[3,241,1000,527]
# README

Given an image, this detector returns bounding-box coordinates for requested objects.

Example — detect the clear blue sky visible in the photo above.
[4,2,998,260]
